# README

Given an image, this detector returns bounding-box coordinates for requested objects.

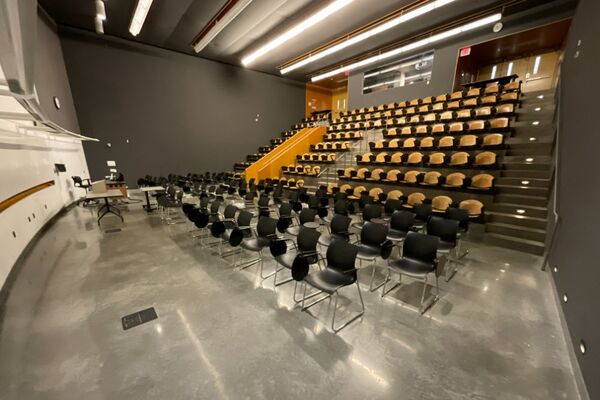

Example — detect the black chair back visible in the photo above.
[333,199,349,216]
[362,204,382,222]
[223,204,238,219]
[414,203,432,222]
[327,240,359,280]
[390,210,415,232]
[330,214,351,238]
[256,216,278,238]
[297,226,321,254]
[403,232,439,263]
[360,221,388,247]
[237,210,253,227]
[427,216,459,244]
[210,200,221,214]
[445,207,469,231]
[384,199,403,216]
[298,208,318,224]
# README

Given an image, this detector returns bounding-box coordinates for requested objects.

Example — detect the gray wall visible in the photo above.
[35,11,80,133]
[59,28,305,185]
[549,0,599,397]
[348,3,574,109]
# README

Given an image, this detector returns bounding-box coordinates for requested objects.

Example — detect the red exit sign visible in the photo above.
[460,47,471,57]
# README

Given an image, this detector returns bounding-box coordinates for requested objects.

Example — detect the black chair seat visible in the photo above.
[387,229,408,241]
[275,252,297,269]
[304,269,356,294]
[241,237,271,251]
[286,225,301,236]
[389,257,434,278]
[318,233,347,247]
[357,244,380,260]
[437,240,456,253]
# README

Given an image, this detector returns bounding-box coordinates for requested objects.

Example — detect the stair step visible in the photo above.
[496,177,550,188]
[500,169,551,179]
[486,221,546,242]
[483,232,545,255]
[495,184,548,196]
[489,202,548,218]
[486,211,547,230]
[494,193,547,207]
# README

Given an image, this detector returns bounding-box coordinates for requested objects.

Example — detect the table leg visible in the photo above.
[98,197,124,225]
[143,191,155,212]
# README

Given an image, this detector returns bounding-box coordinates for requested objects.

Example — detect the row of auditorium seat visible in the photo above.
[369,133,505,151]
[337,81,520,118]
[329,115,511,133]
[336,168,494,191]
[356,150,498,168]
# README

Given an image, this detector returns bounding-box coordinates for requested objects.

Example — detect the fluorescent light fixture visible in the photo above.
[95,0,106,20]
[507,61,513,75]
[242,0,354,66]
[490,65,497,79]
[192,0,254,53]
[533,55,541,74]
[312,13,502,82]
[363,71,431,90]
[280,0,457,74]
[129,0,153,37]
[95,16,104,34]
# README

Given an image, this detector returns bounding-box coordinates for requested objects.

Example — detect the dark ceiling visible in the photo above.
[39,0,575,81]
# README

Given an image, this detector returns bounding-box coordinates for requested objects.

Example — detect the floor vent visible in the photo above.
[121,307,158,330]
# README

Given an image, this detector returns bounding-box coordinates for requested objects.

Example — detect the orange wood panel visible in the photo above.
[245,126,326,182]
[305,83,332,118]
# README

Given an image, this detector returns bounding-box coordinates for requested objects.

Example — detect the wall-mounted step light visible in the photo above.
[95,0,105,34]
[280,0,457,74]
[525,157,534,162]
[516,209,525,214]
[130,0,153,36]
[311,13,502,82]
[243,0,354,66]
[579,340,586,355]
[534,107,541,111]
[532,121,540,125]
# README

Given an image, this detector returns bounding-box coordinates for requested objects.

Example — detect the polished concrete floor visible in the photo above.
[0,197,581,400]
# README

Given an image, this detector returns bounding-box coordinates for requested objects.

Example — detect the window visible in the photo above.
[362,50,434,94]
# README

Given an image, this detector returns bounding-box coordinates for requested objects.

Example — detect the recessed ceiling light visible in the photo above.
[529,137,536,141]
[243,0,354,66]
[281,0,457,74]
[563,293,568,303]
[534,107,541,111]
[516,209,525,214]
[129,0,154,37]
[521,180,530,185]
[532,121,540,125]
[312,13,502,82]
[526,157,534,162]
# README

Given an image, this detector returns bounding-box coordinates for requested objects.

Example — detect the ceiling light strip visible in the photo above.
[129,0,154,37]
[241,0,354,66]
[311,13,502,82]
[191,0,254,53]
[281,0,457,74]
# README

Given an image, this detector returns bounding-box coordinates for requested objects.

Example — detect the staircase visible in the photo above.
[484,89,556,254]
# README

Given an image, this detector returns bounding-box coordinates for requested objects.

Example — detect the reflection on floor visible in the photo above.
[0,198,581,400]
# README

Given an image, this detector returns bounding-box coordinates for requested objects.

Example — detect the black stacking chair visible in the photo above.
[445,207,469,259]
[427,216,459,281]
[72,176,94,206]
[273,186,284,204]
[293,239,364,333]
[257,195,271,217]
[412,203,432,231]
[356,221,394,291]
[234,216,278,275]
[318,214,352,248]
[383,199,403,219]
[382,232,443,314]
[386,210,415,243]
[286,208,318,236]
[270,226,321,286]
[207,204,237,252]
[351,203,382,231]
[322,198,349,224]
[219,210,254,258]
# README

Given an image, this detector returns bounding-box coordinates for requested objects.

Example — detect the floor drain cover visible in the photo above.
[121,307,158,330]
[105,228,122,233]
